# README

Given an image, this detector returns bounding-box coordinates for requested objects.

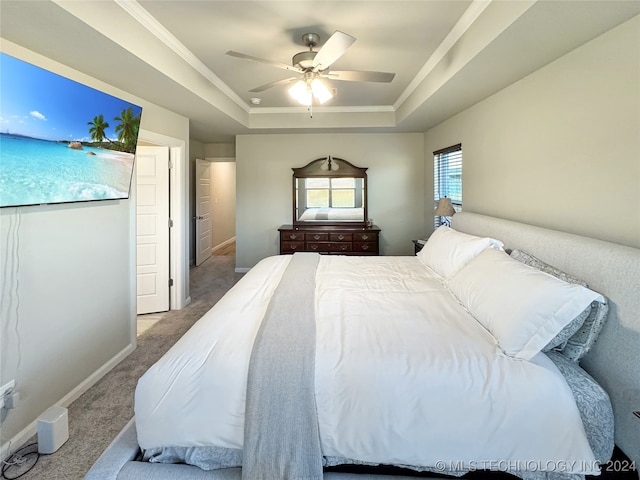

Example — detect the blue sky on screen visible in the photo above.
[0,53,142,142]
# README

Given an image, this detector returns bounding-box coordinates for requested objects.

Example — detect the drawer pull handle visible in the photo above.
[337,234,344,240]
[290,245,297,250]
[340,245,348,251]
[314,234,320,240]
[362,245,369,250]
[361,234,369,240]
[311,245,318,250]
[289,234,297,239]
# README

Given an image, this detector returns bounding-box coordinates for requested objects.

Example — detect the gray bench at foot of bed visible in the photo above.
[84,418,444,480]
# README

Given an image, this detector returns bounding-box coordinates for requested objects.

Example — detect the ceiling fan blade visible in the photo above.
[249,77,299,93]
[311,31,356,70]
[326,70,396,83]
[226,51,303,73]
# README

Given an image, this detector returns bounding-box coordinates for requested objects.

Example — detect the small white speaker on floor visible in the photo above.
[37,405,69,454]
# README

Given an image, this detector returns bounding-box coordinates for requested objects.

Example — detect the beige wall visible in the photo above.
[206,143,236,158]
[424,15,640,248]
[236,133,425,269]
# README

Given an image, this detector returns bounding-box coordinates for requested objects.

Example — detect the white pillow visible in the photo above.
[447,248,603,360]
[417,226,504,279]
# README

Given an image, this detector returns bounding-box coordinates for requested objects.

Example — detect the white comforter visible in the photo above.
[298,207,364,221]
[135,255,597,475]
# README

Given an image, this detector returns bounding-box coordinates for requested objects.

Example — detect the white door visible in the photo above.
[195,159,212,266]
[136,146,170,314]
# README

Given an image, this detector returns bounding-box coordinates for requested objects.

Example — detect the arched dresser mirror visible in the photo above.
[279,156,380,255]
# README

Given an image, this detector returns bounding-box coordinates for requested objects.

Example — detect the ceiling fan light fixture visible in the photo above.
[310,78,332,104]
[289,80,312,106]
[288,77,333,106]
[228,30,394,109]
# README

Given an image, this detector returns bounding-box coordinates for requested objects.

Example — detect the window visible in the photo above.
[433,143,462,228]
[305,177,356,208]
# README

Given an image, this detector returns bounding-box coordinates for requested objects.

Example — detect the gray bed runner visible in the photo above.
[242,252,323,480]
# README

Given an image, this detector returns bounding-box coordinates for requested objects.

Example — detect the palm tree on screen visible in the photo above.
[114,107,141,153]
[87,114,110,143]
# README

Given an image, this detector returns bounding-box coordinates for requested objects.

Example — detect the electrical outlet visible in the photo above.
[0,380,16,409]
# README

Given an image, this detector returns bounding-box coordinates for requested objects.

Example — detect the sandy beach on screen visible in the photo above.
[96,148,135,166]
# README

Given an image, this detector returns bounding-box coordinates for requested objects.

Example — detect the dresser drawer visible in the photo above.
[281,241,304,253]
[329,233,352,242]
[306,242,332,252]
[281,231,303,241]
[354,242,377,253]
[354,232,376,242]
[306,232,329,241]
[331,242,352,253]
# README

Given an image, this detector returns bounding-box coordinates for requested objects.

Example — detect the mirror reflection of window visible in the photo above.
[307,190,329,207]
[305,178,330,207]
[330,178,356,207]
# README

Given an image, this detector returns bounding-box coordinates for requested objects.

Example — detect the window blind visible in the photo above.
[433,143,462,228]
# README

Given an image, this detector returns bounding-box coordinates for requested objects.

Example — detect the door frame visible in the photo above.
[131,129,190,340]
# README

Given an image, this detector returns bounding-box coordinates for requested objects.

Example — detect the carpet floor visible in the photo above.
[9,251,241,480]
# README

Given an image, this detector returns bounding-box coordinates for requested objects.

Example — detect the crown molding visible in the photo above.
[394,0,492,109]
[250,105,395,115]
[114,0,250,113]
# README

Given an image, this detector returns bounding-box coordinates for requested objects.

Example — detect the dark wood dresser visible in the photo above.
[279,225,381,256]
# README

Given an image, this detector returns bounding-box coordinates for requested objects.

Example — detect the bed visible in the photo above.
[85,213,640,480]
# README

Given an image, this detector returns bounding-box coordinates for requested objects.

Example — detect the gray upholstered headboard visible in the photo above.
[451,212,640,465]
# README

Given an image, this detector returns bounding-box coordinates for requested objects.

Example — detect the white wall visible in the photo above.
[208,161,236,251]
[424,15,640,249]
[0,201,133,440]
[236,133,425,269]
[0,40,190,448]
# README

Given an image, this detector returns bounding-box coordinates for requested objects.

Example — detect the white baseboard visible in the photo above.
[234,267,250,273]
[211,236,236,254]
[0,343,136,461]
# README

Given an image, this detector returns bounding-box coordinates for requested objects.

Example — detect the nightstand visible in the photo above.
[412,239,426,255]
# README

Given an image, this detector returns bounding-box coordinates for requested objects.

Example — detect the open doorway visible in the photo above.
[194,157,236,266]
[134,129,189,338]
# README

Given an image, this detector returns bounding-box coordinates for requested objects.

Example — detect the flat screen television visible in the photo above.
[0,52,143,208]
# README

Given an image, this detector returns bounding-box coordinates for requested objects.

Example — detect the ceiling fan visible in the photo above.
[226,31,395,106]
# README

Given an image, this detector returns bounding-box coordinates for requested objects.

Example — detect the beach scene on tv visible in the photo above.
[0,53,143,208]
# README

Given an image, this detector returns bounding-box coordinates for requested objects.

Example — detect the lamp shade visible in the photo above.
[434,197,455,217]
